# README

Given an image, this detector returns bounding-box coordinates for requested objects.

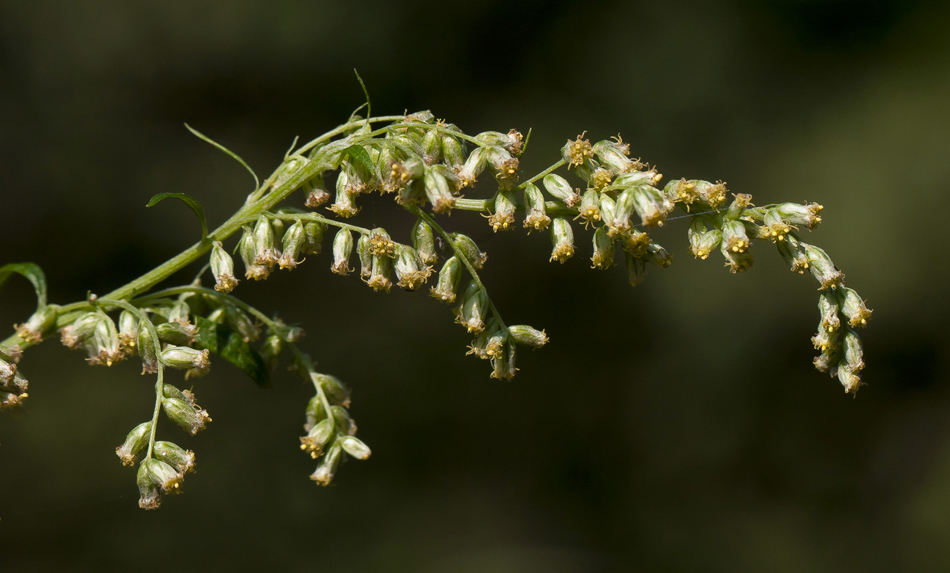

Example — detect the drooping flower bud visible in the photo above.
[300,418,334,458]
[277,220,307,269]
[340,436,372,460]
[621,228,651,257]
[837,287,872,327]
[393,245,432,291]
[456,281,487,333]
[136,462,161,510]
[339,157,376,195]
[644,242,673,269]
[487,146,519,189]
[591,226,616,269]
[366,255,393,293]
[209,241,239,293]
[0,358,16,386]
[115,421,152,467]
[88,313,123,366]
[143,458,184,494]
[562,133,594,168]
[777,233,810,274]
[162,394,211,435]
[450,233,487,269]
[454,147,486,189]
[442,132,466,168]
[508,325,549,348]
[137,320,159,374]
[542,174,581,207]
[310,440,343,486]
[430,256,462,303]
[632,185,674,227]
[842,327,864,373]
[693,180,728,208]
[153,441,196,474]
[269,218,286,246]
[488,190,516,231]
[818,290,841,332]
[411,219,438,264]
[475,130,523,155]
[811,322,840,354]
[252,216,280,268]
[722,220,751,254]
[606,188,636,237]
[549,218,575,263]
[156,320,197,346]
[592,137,640,174]
[523,183,551,231]
[723,193,753,221]
[301,221,326,255]
[15,304,60,344]
[60,311,98,350]
[421,129,442,165]
[721,239,753,273]
[576,189,601,227]
[802,243,845,290]
[329,180,360,218]
[330,229,354,276]
[664,178,700,206]
[304,173,331,208]
[776,202,823,231]
[688,217,722,260]
[161,345,210,372]
[238,225,269,281]
[331,405,357,436]
[368,228,396,258]
[426,166,460,214]
[837,362,863,394]
[357,234,373,279]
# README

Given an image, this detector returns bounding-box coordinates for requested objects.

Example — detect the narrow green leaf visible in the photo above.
[344,145,374,175]
[353,69,371,119]
[194,317,269,386]
[184,123,260,191]
[147,193,209,241]
[0,263,48,308]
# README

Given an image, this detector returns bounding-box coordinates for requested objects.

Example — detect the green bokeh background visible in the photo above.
[2,1,949,570]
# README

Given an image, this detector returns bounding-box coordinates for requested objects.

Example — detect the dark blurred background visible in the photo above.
[2,0,949,570]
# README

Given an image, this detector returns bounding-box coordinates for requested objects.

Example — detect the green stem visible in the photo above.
[515,159,566,190]
[257,212,372,236]
[406,204,507,330]
[134,286,281,332]
[290,345,335,433]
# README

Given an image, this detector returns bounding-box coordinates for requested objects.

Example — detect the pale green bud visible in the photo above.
[837,363,863,394]
[456,280,487,333]
[366,254,394,293]
[720,238,753,273]
[304,394,328,431]
[818,290,841,332]
[475,130,523,155]
[606,188,635,237]
[576,189,601,225]
[161,345,210,372]
[723,193,753,221]
[542,174,581,207]
[411,219,438,264]
[451,233,487,269]
[692,180,728,208]
[239,225,269,281]
[842,327,864,373]
[224,305,260,342]
[760,209,792,243]
[156,321,196,346]
[549,218,575,263]
[592,138,639,174]
[456,147,488,188]
[252,216,280,267]
[300,418,334,458]
[424,167,456,214]
[315,373,351,407]
[632,185,674,227]
[802,243,845,290]
[340,436,372,460]
[776,202,823,231]
[837,287,872,328]
[777,233,810,274]
[442,132,466,168]
[310,441,343,486]
[153,441,196,474]
[116,310,140,356]
[278,220,307,270]
[688,217,722,260]
[722,220,751,254]
[488,190,517,232]
[270,217,286,246]
[430,256,462,303]
[394,245,432,291]
[608,169,662,191]
[60,312,99,349]
[162,395,211,435]
[664,178,701,205]
[301,221,326,255]
[422,129,442,165]
[137,320,159,374]
[209,241,239,293]
[0,358,16,386]
[144,458,184,494]
[523,183,551,231]
[507,325,549,348]
[357,234,373,279]
[116,421,152,467]
[644,242,673,269]
[330,229,354,276]
[136,462,161,510]
[590,226,616,270]
[15,304,60,344]
[304,173,331,208]
[258,334,284,370]
[329,181,360,218]
[487,146,519,189]
[331,405,357,436]
[339,156,376,195]
[88,314,122,366]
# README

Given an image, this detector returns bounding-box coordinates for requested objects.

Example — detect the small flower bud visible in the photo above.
[490,341,518,380]
[60,312,98,349]
[366,255,394,292]
[88,313,123,366]
[278,220,307,269]
[300,221,326,256]
[592,137,640,174]
[137,321,159,374]
[208,241,239,293]
[721,239,753,273]
[723,193,754,221]
[144,458,184,494]
[775,202,823,231]
[842,327,864,373]
[252,216,280,267]
[777,233,810,274]
[487,146,519,189]
[722,220,751,254]
[621,228,651,257]
[475,130,523,155]
[575,190,601,226]
[421,129,442,165]
[368,228,396,258]
[0,358,16,386]
[608,169,662,191]
[488,190,517,231]
[430,256,462,303]
[590,226,616,269]
[136,462,161,510]
[549,218,575,263]
[837,287,872,327]
[238,225,269,281]
[606,188,636,237]
[161,345,210,372]
[625,251,647,286]
[310,441,343,486]
[837,363,863,394]
[2,370,28,395]
[340,157,376,195]
[456,281,487,333]
[394,245,432,291]
[357,234,373,279]
[258,334,284,370]
[340,435,372,460]
[590,167,614,191]
[15,304,60,344]
[759,209,792,243]
[456,147,488,188]
[329,182,360,218]
[632,185,674,228]
[153,441,196,474]
[688,217,722,260]
[664,178,700,205]
[300,418,333,458]
[802,243,845,290]
[270,217,287,246]
[813,344,840,373]
[562,133,594,168]
[156,320,196,346]
[442,132,466,168]
[162,395,211,435]
[331,405,357,436]
[818,290,841,332]
[693,180,729,208]
[450,233,487,269]
[542,174,581,207]
[330,229,354,276]
[424,167,457,214]
[523,183,551,231]
[115,421,152,466]
[313,373,350,407]
[304,173,331,208]
[0,344,22,365]
[411,219,438,264]
[507,325,549,348]
[644,242,673,269]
